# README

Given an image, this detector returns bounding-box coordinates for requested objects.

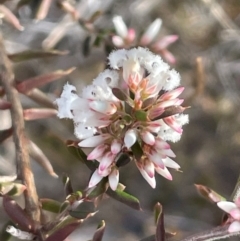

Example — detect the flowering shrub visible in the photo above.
[55,47,188,190]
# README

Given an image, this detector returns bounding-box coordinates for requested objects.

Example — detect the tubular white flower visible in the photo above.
[108,168,119,191]
[78,134,110,147]
[55,83,78,119]
[124,129,137,148]
[140,18,162,46]
[112,16,128,39]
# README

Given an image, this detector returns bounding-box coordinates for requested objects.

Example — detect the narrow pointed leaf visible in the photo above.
[92,220,105,241]
[2,196,35,232]
[8,50,69,62]
[28,140,58,178]
[69,201,96,219]
[26,88,55,108]
[87,177,108,199]
[62,174,74,196]
[107,189,141,210]
[155,202,165,241]
[0,128,13,143]
[16,67,76,93]
[195,184,226,203]
[116,153,132,167]
[112,88,128,101]
[153,106,188,120]
[45,216,82,241]
[131,141,143,162]
[40,198,61,213]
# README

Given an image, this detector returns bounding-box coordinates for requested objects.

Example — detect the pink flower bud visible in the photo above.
[87,144,108,160]
[108,168,119,191]
[111,139,122,154]
[112,16,128,39]
[140,131,155,145]
[78,134,110,148]
[88,170,103,188]
[98,152,116,173]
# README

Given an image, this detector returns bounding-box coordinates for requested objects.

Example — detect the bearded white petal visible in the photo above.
[217,201,237,214]
[124,129,137,148]
[228,221,240,233]
[75,124,96,139]
[88,170,103,188]
[162,157,180,169]
[108,49,128,69]
[112,16,128,39]
[140,19,162,46]
[55,83,78,119]
[175,114,189,126]
[162,69,180,91]
[78,134,110,147]
[93,69,119,89]
[108,169,119,191]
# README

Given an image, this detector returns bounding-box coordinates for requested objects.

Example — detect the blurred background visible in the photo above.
[1,0,240,240]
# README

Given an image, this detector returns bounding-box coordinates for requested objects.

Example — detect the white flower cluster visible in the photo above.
[55,47,188,189]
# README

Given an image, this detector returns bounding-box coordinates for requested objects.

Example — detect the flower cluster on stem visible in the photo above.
[55,47,188,190]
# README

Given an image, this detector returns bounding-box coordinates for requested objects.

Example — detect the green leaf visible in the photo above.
[116,153,132,167]
[155,202,165,241]
[107,189,141,210]
[69,202,95,219]
[62,174,74,196]
[131,141,143,162]
[8,49,69,62]
[92,220,105,241]
[40,198,61,213]
[5,183,26,197]
[87,178,108,199]
[135,110,148,121]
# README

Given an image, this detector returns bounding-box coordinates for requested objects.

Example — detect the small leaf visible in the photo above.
[5,183,26,197]
[135,110,148,121]
[40,198,61,213]
[153,106,188,120]
[112,88,128,101]
[2,196,35,232]
[0,128,13,143]
[62,174,74,196]
[8,49,69,62]
[131,141,143,162]
[87,178,108,199]
[116,153,132,167]
[195,184,226,203]
[16,67,76,93]
[155,202,165,241]
[92,220,105,241]
[69,202,96,219]
[107,189,141,210]
[45,216,82,241]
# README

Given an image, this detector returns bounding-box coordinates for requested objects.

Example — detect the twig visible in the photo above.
[0,35,40,222]
[180,226,240,241]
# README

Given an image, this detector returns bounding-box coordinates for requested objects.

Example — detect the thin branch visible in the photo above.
[0,35,40,222]
[180,226,240,241]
